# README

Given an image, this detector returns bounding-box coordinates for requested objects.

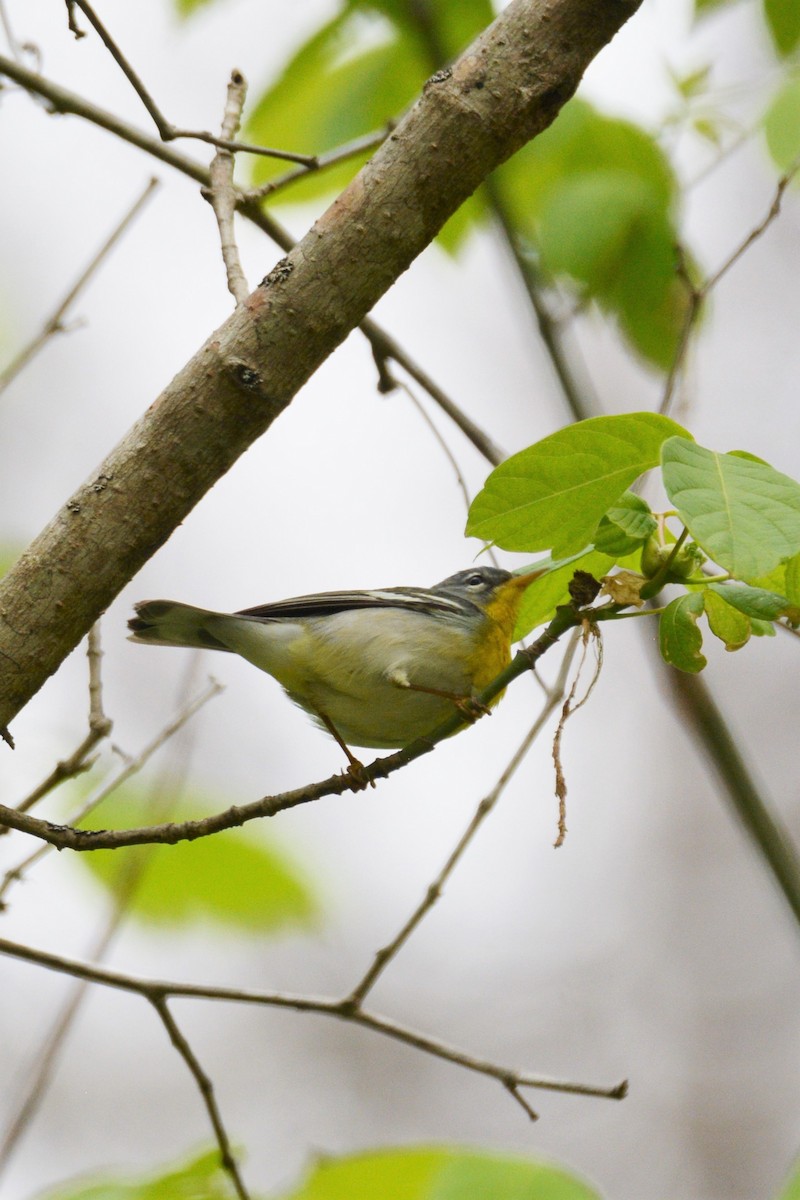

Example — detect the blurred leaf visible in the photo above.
[537,171,667,295]
[466,413,689,555]
[775,1158,800,1200]
[35,1146,235,1199]
[749,616,777,637]
[76,788,316,932]
[694,0,741,12]
[659,591,707,672]
[245,0,491,248]
[703,587,751,650]
[172,0,217,14]
[495,98,684,368]
[661,437,800,579]
[692,117,722,146]
[764,77,800,170]
[273,1146,602,1200]
[246,10,426,203]
[0,546,19,577]
[764,0,800,56]
[675,63,713,98]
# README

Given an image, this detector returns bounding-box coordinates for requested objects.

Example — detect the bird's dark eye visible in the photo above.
[465,572,485,588]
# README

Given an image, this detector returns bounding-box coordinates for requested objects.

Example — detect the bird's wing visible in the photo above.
[237,587,462,621]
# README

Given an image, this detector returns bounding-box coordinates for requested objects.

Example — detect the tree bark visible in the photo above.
[0,0,641,731]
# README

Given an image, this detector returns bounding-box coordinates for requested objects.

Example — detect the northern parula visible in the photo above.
[128,565,542,766]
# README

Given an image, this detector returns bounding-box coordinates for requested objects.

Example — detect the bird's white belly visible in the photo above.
[207,608,476,749]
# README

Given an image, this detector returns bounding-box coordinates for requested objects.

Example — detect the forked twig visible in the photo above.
[0,179,159,397]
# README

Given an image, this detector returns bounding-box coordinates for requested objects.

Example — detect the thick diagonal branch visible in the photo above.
[0,0,641,732]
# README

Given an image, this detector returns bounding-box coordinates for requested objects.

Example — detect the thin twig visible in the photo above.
[69,0,313,165]
[398,382,473,513]
[0,178,159,397]
[661,159,800,414]
[242,125,393,202]
[0,54,502,468]
[205,70,250,306]
[150,996,251,1200]
[361,318,505,465]
[0,677,223,904]
[347,633,581,1007]
[7,625,113,825]
[0,935,628,1105]
[551,622,602,848]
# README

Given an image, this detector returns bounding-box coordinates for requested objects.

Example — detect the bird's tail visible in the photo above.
[128,600,231,652]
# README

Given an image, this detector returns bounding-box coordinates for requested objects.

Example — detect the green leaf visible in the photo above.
[246,10,426,202]
[784,551,800,604]
[660,591,707,672]
[594,491,658,556]
[705,582,790,620]
[775,1158,800,1200]
[661,437,800,579]
[273,1146,602,1200]
[703,587,751,650]
[244,0,491,250]
[35,1146,234,1199]
[764,0,800,56]
[694,0,740,12]
[495,98,686,368]
[749,616,777,637]
[466,413,690,555]
[75,789,316,932]
[764,77,800,170]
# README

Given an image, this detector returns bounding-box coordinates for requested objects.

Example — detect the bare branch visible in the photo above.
[346,633,581,1007]
[205,70,250,306]
[243,125,393,201]
[70,0,313,165]
[0,178,159,397]
[0,934,628,1107]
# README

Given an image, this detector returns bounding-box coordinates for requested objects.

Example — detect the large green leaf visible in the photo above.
[273,1146,602,1200]
[764,0,800,56]
[661,437,800,580]
[75,789,316,932]
[35,1147,234,1199]
[659,591,707,672]
[466,413,689,555]
[764,77,800,170]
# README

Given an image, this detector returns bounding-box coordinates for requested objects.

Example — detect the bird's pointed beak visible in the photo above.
[508,566,547,591]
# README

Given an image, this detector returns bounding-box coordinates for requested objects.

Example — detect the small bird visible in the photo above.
[128,565,542,772]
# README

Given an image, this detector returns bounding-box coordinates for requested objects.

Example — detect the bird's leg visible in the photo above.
[388,669,491,724]
[318,711,375,791]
